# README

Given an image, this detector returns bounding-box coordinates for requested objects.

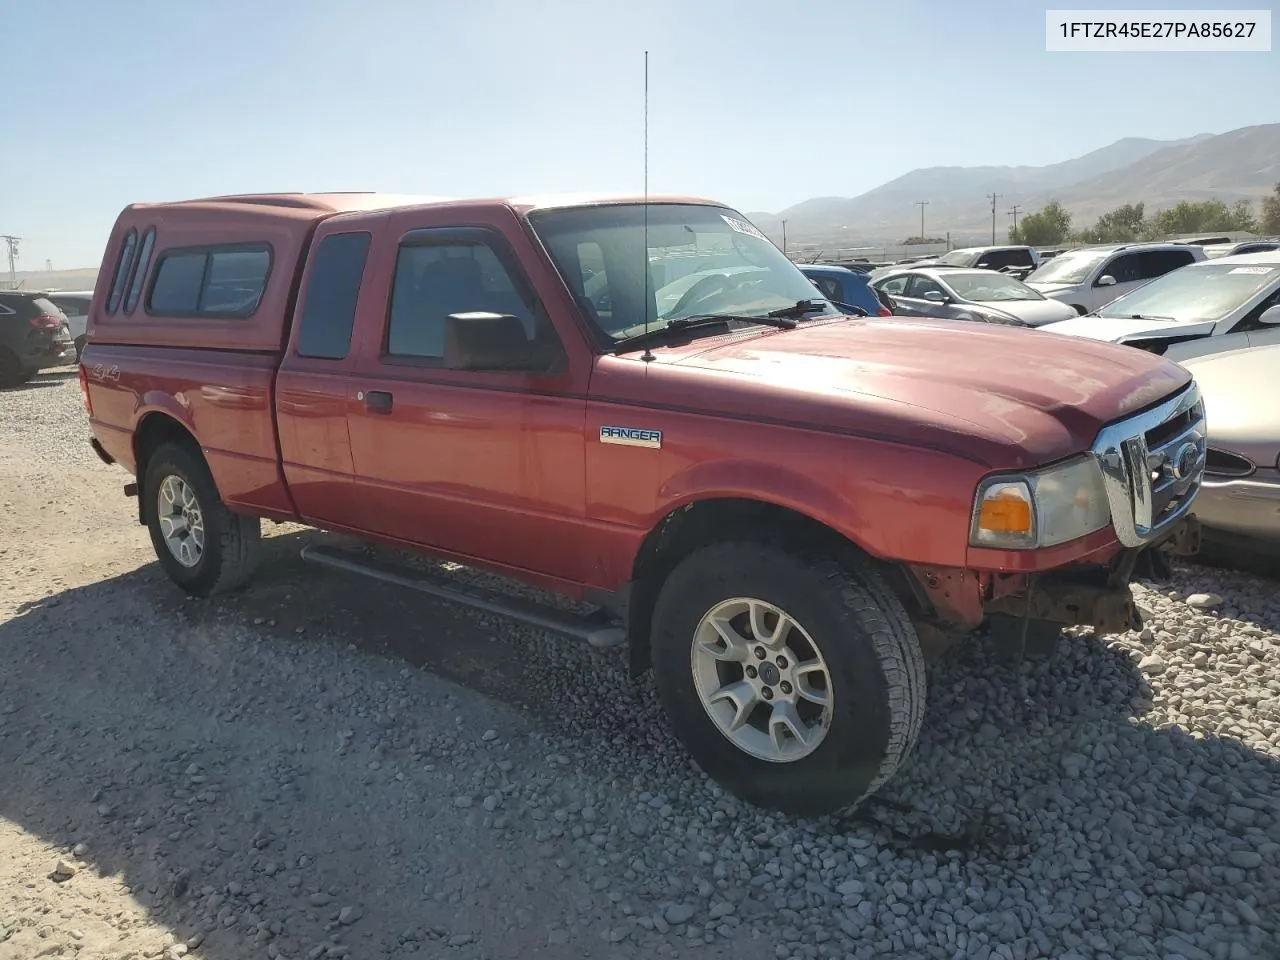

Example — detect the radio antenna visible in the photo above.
[640,50,655,363]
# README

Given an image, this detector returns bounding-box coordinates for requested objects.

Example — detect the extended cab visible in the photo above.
[82,192,1206,815]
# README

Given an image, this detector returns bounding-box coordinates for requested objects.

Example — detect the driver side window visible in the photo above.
[1100,254,1140,285]
[905,276,945,300]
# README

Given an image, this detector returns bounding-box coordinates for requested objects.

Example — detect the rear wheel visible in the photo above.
[650,541,926,815]
[143,442,261,596]
[0,349,35,388]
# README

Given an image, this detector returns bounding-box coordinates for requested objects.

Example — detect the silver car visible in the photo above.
[1180,343,1280,554]
[872,268,1079,327]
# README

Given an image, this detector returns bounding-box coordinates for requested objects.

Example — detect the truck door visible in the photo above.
[344,207,591,585]
[276,219,384,529]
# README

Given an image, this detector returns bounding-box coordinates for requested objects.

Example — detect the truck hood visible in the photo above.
[1038,315,1217,343]
[646,317,1191,469]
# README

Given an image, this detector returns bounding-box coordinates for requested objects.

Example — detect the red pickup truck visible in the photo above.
[82,192,1205,814]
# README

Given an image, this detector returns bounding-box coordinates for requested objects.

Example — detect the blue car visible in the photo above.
[798,264,890,316]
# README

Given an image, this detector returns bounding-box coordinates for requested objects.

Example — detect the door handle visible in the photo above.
[364,390,393,414]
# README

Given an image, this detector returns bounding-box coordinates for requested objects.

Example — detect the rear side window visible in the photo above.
[1138,249,1195,278]
[147,245,272,318]
[810,276,843,301]
[106,229,138,314]
[295,233,371,360]
[123,228,157,314]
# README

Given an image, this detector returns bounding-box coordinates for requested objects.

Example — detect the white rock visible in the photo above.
[1185,593,1223,610]
[1138,654,1168,676]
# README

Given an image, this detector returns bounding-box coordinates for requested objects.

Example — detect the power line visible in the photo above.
[1,235,21,290]
[1008,204,1023,235]
[913,200,929,241]
[985,193,1003,245]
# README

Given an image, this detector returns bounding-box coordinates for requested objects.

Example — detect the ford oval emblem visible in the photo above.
[1169,440,1198,481]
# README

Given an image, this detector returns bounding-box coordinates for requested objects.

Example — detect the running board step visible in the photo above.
[299,543,627,649]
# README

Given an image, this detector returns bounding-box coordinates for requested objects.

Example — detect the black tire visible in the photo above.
[650,541,926,816]
[1070,304,1088,316]
[143,442,261,597]
[0,349,35,388]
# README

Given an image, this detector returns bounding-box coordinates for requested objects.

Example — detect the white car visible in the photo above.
[46,291,94,357]
[1037,252,1280,362]
[1023,242,1205,315]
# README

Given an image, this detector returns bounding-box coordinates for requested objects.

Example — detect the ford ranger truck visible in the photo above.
[80,192,1206,815]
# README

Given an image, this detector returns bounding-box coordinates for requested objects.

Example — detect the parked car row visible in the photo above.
[839,246,1279,562]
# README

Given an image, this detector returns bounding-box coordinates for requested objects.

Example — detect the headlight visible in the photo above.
[970,455,1111,549]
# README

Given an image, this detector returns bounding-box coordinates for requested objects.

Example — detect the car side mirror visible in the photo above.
[443,312,564,374]
[922,290,947,303]
[1096,275,1117,287]
[1258,304,1280,325]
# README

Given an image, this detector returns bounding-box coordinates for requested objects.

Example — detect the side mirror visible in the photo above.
[443,312,564,373]
[1258,304,1280,325]
[1096,275,1117,287]
[922,290,947,303]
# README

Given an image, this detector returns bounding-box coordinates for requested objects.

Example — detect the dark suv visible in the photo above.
[0,291,76,387]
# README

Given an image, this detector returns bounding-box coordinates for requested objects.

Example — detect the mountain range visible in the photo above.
[750,123,1280,251]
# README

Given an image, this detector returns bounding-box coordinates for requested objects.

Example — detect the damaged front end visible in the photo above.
[903,514,1202,648]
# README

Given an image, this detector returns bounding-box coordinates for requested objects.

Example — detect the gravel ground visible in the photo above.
[2,368,1278,960]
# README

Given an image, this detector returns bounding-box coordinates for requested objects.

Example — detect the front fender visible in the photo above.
[654,457,872,553]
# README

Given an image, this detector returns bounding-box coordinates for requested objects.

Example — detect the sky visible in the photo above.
[1,0,1276,268]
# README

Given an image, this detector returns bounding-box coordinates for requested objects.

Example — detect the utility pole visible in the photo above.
[781,219,788,255]
[1,235,21,290]
[913,200,929,241]
[986,193,1002,245]
[1007,203,1022,237]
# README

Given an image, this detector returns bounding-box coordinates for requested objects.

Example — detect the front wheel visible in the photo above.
[143,442,261,596]
[650,541,926,816]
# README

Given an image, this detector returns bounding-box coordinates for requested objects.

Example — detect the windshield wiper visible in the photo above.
[1127,313,1176,321]
[829,299,870,317]
[767,299,828,320]
[611,313,796,352]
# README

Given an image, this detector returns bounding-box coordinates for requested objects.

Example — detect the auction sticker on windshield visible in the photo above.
[1228,266,1276,274]
[721,215,767,241]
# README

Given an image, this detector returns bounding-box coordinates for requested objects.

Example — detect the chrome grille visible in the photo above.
[1090,383,1206,548]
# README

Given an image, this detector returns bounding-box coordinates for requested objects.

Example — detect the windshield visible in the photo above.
[1026,251,1108,285]
[944,272,1042,302]
[1097,262,1280,323]
[937,249,974,266]
[528,203,840,343]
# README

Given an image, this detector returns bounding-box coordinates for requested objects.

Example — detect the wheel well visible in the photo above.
[132,414,202,524]
[1071,303,1088,315]
[625,498,920,677]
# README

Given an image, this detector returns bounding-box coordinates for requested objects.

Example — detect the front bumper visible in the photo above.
[1195,470,1280,543]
